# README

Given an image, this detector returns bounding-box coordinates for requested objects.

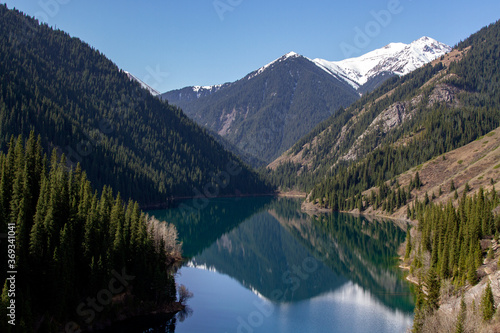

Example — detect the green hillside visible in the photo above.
[268,20,500,211]
[0,5,272,206]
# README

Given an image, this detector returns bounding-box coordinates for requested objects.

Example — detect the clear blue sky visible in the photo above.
[5,0,500,92]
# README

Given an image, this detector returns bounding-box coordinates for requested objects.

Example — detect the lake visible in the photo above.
[146,197,415,332]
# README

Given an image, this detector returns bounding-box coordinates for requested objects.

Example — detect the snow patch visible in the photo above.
[312,37,451,89]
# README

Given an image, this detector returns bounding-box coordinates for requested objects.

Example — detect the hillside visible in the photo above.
[268,19,500,203]
[162,52,359,163]
[303,126,500,219]
[0,5,272,206]
[162,38,449,165]
[0,133,183,332]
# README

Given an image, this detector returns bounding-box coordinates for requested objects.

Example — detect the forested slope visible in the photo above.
[267,20,500,211]
[0,5,272,206]
[0,132,182,332]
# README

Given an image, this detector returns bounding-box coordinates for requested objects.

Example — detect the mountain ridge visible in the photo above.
[160,37,450,165]
[163,37,450,97]
[0,5,272,206]
[313,36,451,90]
[161,53,359,164]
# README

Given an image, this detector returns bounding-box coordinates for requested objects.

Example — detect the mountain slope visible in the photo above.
[269,19,500,211]
[162,52,359,163]
[0,5,272,206]
[161,39,449,165]
[124,71,160,96]
[357,126,500,220]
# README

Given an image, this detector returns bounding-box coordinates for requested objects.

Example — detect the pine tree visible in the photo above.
[467,253,478,286]
[424,192,430,205]
[414,172,422,190]
[0,132,182,329]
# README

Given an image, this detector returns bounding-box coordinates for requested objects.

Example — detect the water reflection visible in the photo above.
[181,198,413,312]
[145,197,414,332]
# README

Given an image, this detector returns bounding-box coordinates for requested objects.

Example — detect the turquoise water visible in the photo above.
[146,197,414,333]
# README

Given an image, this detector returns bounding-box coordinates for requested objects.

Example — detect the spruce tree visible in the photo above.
[481,281,495,321]
[467,253,478,285]
[426,267,441,311]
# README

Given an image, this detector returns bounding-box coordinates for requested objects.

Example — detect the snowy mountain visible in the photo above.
[160,37,450,164]
[124,71,161,96]
[313,37,451,90]
[168,37,450,100]
[247,51,301,80]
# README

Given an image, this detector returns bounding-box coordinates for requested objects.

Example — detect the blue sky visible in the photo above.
[5,0,500,92]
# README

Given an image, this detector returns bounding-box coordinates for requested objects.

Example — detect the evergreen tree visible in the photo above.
[0,134,183,331]
[481,281,495,321]
[426,267,441,311]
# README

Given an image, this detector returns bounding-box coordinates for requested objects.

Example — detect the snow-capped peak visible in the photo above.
[284,51,300,58]
[312,37,451,90]
[248,51,302,80]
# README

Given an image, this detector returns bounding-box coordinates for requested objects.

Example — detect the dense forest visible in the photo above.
[0,5,273,207]
[404,188,500,332]
[277,19,500,209]
[0,132,183,332]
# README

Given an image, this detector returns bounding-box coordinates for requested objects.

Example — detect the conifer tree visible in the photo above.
[481,281,495,321]
[0,133,182,330]
[426,267,440,311]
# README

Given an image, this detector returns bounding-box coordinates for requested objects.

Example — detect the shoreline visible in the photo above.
[87,258,186,332]
[141,191,307,210]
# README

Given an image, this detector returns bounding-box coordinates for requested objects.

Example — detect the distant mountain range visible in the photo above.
[158,37,450,164]
[161,52,359,164]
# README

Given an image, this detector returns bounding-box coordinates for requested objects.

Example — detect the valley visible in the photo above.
[1,2,500,332]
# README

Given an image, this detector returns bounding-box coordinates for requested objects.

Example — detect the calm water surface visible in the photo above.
[148,197,414,333]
